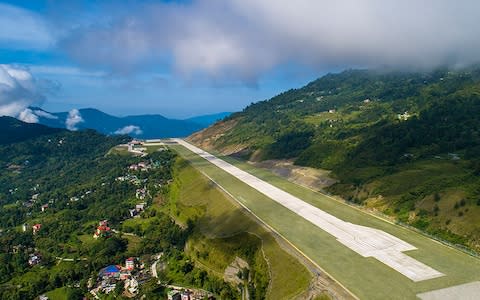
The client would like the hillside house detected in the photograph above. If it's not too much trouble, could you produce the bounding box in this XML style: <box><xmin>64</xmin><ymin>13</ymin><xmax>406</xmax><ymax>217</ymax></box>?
<box><xmin>181</xmin><ymin>291</ymin><xmax>193</xmax><ymax>300</ymax></box>
<box><xmin>129</xmin><ymin>209</ymin><xmax>138</xmax><ymax>218</ymax></box>
<box><xmin>28</xmin><ymin>253</ymin><xmax>41</xmax><ymax>266</ymax></box>
<box><xmin>125</xmin><ymin>277</ymin><xmax>139</xmax><ymax>295</ymax></box>
<box><xmin>32</xmin><ymin>224</ymin><xmax>42</xmax><ymax>235</ymax></box>
<box><xmin>135</xmin><ymin>203</ymin><xmax>145</xmax><ymax>212</ymax></box>
<box><xmin>126</xmin><ymin>257</ymin><xmax>135</xmax><ymax>271</ymax></box>
<box><xmin>168</xmin><ymin>291</ymin><xmax>181</xmax><ymax>300</ymax></box>
<box><xmin>99</xmin><ymin>265</ymin><xmax>121</xmax><ymax>279</ymax></box>
<box><xmin>135</xmin><ymin>188</ymin><xmax>147</xmax><ymax>200</ymax></box>
<box><xmin>93</xmin><ymin>220</ymin><xmax>112</xmax><ymax>239</ymax></box>
<box><xmin>397</xmin><ymin>111</ymin><xmax>411</xmax><ymax>121</ymax></box>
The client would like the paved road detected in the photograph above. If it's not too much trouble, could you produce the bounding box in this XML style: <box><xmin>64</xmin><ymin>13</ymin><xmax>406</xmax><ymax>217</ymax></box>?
<box><xmin>173</xmin><ymin>139</ymin><xmax>444</xmax><ymax>282</ymax></box>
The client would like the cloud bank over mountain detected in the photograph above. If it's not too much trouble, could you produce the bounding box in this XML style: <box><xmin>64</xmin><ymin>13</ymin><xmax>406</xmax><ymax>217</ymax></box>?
<box><xmin>0</xmin><ymin>64</ymin><xmax>47</xmax><ymax>122</ymax></box>
<box><xmin>114</xmin><ymin>125</ymin><xmax>143</xmax><ymax>136</ymax></box>
<box><xmin>51</xmin><ymin>0</ymin><xmax>480</xmax><ymax>82</ymax></box>
<box><xmin>2</xmin><ymin>1</ymin><xmax>480</xmax><ymax>117</ymax></box>
<box><xmin>65</xmin><ymin>109</ymin><xmax>84</xmax><ymax>130</ymax></box>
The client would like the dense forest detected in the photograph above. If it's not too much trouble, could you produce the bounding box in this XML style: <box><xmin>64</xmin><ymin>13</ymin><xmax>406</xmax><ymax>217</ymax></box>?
<box><xmin>189</xmin><ymin>67</ymin><xmax>480</xmax><ymax>252</ymax></box>
<box><xmin>0</xmin><ymin>126</ymin><xmax>238</xmax><ymax>299</ymax></box>
<box><xmin>0</xmin><ymin>116</ymin><xmax>63</xmax><ymax>145</ymax></box>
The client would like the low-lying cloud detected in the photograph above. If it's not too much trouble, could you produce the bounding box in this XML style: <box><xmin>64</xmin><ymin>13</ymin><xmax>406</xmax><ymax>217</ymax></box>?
<box><xmin>114</xmin><ymin>125</ymin><xmax>143</xmax><ymax>136</ymax></box>
<box><xmin>33</xmin><ymin>109</ymin><xmax>58</xmax><ymax>119</ymax></box>
<box><xmin>54</xmin><ymin>0</ymin><xmax>480</xmax><ymax>82</ymax></box>
<box><xmin>18</xmin><ymin>108</ymin><xmax>39</xmax><ymax>123</ymax></box>
<box><xmin>65</xmin><ymin>109</ymin><xmax>83</xmax><ymax>131</ymax></box>
<box><xmin>0</xmin><ymin>64</ymin><xmax>46</xmax><ymax>122</ymax></box>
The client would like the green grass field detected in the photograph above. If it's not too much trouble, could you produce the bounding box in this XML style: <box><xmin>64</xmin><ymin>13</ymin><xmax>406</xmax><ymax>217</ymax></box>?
<box><xmin>167</xmin><ymin>158</ymin><xmax>312</xmax><ymax>299</ymax></box>
<box><xmin>45</xmin><ymin>287</ymin><xmax>72</xmax><ymax>300</ymax></box>
<box><xmin>169</xmin><ymin>144</ymin><xmax>480</xmax><ymax>300</ymax></box>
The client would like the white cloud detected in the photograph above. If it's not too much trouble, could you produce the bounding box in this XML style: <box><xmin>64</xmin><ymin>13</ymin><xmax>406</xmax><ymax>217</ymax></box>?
<box><xmin>0</xmin><ymin>3</ymin><xmax>53</xmax><ymax>49</ymax></box>
<box><xmin>18</xmin><ymin>108</ymin><xmax>39</xmax><ymax>123</ymax></box>
<box><xmin>56</xmin><ymin>0</ymin><xmax>480</xmax><ymax>82</ymax></box>
<box><xmin>0</xmin><ymin>64</ymin><xmax>46</xmax><ymax>119</ymax></box>
<box><xmin>114</xmin><ymin>125</ymin><xmax>143</xmax><ymax>135</ymax></box>
<box><xmin>33</xmin><ymin>109</ymin><xmax>58</xmax><ymax>119</ymax></box>
<box><xmin>65</xmin><ymin>109</ymin><xmax>84</xmax><ymax>131</ymax></box>
<box><xmin>28</xmin><ymin>65</ymin><xmax>106</xmax><ymax>77</ymax></box>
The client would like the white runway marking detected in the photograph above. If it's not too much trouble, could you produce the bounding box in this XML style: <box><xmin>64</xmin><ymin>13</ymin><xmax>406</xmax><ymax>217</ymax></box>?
<box><xmin>417</xmin><ymin>281</ymin><xmax>480</xmax><ymax>299</ymax></box>
<box><xmin>174</xmin><ymin>139</ymin><xmax>444</xmax><ymax>282</ymax></box>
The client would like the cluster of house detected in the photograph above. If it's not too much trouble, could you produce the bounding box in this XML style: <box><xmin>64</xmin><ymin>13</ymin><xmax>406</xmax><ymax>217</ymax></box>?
<box><xmin>129</xmin><ymin>162</ymin><xmax>150</xmax><ymax>172</ymax></box>
<box><xmin>69</xmin><ymin>190</ymin><xmax>93</xmax><ymax>203</ymax></box>
<box><xmin>167</xmin><ymin>286</ymin><xmax>214</xmax><ymax>300</ymax></box>
<box><xmin>22</xmin><ymin>223</ymin><xmax>42</xmax><ymax>235</ymax></box>
<box><xmin>7</xmin><ymin>163</ymin><xmax>22</xmax><ymax>174</ymax></box>
<box><xmin>397</xmin><ymin>111</ymin><xmax>411</xmax><ymax>121</ymax></box>
<box><xmin>23</xmin><ymin>193</ymin><xmax>39</xmax><ymax>208</ymax></box>
<box><xmin>89</xmin><ymin>257</ymin><xmax>148</xmax><ymax>298</ymax></box>
<box><xmin>22</xmin><ymin>189</ymin><xmax>94</xmax><ymax>214</ymax></box>
<box><xmin>116</xmin><ymin>174</ymin><xmax>146</xmax><ymax>186</ymax></box>
<box><xmin>93</xmin><ymin>220</ymin><xmax>112</xmax><ymax>239</ymax></box>
<box><xmin>129</xmin><ymin>202</ymin><xmax>146</xmax><ymax>218</ymax></box>
<box><xmin>10</xmin><ymin>244</ymin><xmax>42</xmax><ymax>268</ymax></box>
<box><xmin>135</xmin><ymin>188</ymin><xmax>148</xmax><ymax>200</ymax></box>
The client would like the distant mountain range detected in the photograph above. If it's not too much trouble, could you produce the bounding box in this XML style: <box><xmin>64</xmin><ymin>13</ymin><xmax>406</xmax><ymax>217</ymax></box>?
<box><xmin>27</xmin><ymin>107</ymin><xmax>230</xmax><ymax>139</ymax></box>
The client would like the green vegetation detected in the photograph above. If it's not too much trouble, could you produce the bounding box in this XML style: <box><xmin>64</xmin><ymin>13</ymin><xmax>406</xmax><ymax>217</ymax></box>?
<box><xmin>191</xmin><ymin>67</ymin><xmax>480</xmax><ymax>251</ymax></box>
<box><xmin>164</xmin><ymin>158</ymin><xmax>311</xmax><ymax>299</ymax></box>
<box><xmin>171</xmin><ymin>143</ymin><xmax>480</xmax><ymax>300</ymax></box>
<box><xmin>45</xmin><ymin>287</ymin><xmax>83</xmax><ymax>300</ymax></box>
<box><xmin>0</xmin><ymin>116</ymin><xmax>63</xmax><ymax>145</ymax></box>
<box><xmin>0</xmin><ymin>122</ymin><xmax>296</xmax><ymax>298</ymax></box>
<box><xmin>0</xmin><ymin>128</ymin><xmax>191</xmax><ymax>299</ymax></box>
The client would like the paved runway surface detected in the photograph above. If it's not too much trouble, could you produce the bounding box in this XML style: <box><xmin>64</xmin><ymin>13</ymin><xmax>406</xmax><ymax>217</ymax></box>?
<box><xmin>174</xmin><ymin>139</ymin><xmax>444</xmax><ymax>282</ymax></box>
<box><xmin>417</xmin><ymin>281</ymin><xmax>480</xmax><ymax>300</ymax></box>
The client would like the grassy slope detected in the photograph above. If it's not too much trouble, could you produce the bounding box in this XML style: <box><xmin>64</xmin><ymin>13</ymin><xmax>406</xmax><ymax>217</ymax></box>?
<box><xmin>170</xmin><ymin>144</ymin><xmax>480</xmax><ymax>300</ymax></box>
<box><xmin>45</xmin><ymin>287</ymin><xmax>73</xmax><ymax>300</ymax></box>
<box><xmin>166</xmin><ymin>158</ymin><xmax>311</xmax><ymax>299</ymax></box>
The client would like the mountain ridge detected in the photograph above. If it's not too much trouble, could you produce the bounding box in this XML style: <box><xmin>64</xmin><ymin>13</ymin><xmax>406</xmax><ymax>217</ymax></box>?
<box><xmin>28</xmin><ymin>107</ymin><xmax>231</xmax><ymax>138</ymax></box>
<box><xmin>0</xmin><ymin>116</ymin><xmax>64</xmax><ymax>145</ymax></box>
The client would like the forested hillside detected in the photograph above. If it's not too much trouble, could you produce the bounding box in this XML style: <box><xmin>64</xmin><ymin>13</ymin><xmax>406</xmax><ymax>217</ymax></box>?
<box><xmin>0</xmin><ymin>116</ymin><xmax>63</xmax><ymax>145</ymax></box>
<box><xmin>1</xmin><ymin>122</ymin><xmax>282</xmax><ymax>299</ymax></box>
<box><xmin>189</xmin><ymin>67</ymin><xmax>480</xmax><ymax>252</ymax></box>
<box><xmin>0</xmin><ymin>126</ymin><xmax>222</xmax><ymax>299</ymax></box>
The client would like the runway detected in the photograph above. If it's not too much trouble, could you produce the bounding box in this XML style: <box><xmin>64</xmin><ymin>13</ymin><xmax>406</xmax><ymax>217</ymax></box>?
<box><xmin>173</xmin><ymin>139</ymin><xmax>444</xmax><ymax>282</ymax></box>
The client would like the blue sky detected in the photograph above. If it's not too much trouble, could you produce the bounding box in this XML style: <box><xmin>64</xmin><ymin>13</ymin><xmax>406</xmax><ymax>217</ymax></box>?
<box><xmin>0</xmin><ymin>0</ymin><xmax>322</xmax><ymax>118</ymax></box>
<box><xmin>1</xmin><ymin>0</ymin><xmax>479</xmax><ymax>119</ymax></box>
